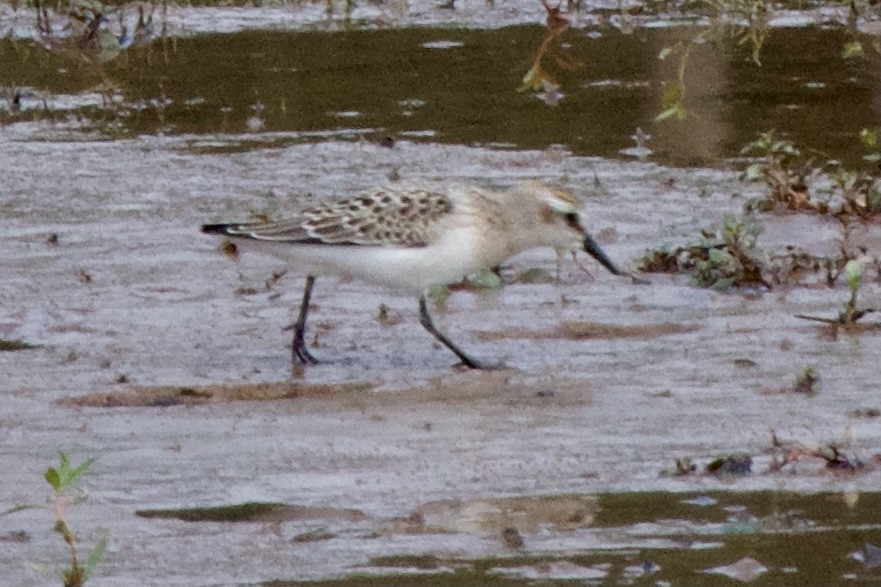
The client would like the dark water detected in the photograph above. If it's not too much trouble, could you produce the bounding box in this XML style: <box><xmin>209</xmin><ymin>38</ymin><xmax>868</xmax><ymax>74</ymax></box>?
<box><xmin>261</xmin><ymin>491</ymin><xmax>880</xmax><ymax>586</ymax></box>
<box><xmin>2</xmin><ymin>24</ymin><xmax>879</xmax><ymax>167</ymax></box>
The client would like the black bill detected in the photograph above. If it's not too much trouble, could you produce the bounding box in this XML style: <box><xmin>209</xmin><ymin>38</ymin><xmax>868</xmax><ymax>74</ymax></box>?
<box><xmin>584</xmin><ymin>235</ymin><xmax>622</xmax><ymax>276</ymax></box>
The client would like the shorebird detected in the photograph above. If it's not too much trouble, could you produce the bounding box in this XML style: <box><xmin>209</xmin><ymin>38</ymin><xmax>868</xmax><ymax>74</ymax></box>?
<box><xmin>202</xmin><ymin>181</ymin><xmax>621</xmax><ymax>369</ymax></box>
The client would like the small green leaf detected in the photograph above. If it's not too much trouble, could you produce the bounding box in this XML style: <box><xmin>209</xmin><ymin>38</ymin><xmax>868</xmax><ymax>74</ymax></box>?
<box><xmin>45</xmin><ymin>467</ymin><xmax>60</xmax><ymax>490</ymax></box>
<box><xmin>712</xmin><ymin>277</ymin><xmax>734</xmax><ymax>291</ymax></box>
<box><xmin>655</xmin><ymin>103</ymin><xmax>687</xmax><ymax>122</ymax></box>
<box><xmin>97</xmin><ymin>28</ymin><xmax>121</xmax><ymax>62</ymax></box>
<box><xmin>654</xmin><ymin>107</ymin><xmax>677</xmax><ymax>122</ymax></box>
<box><xmin>427</xmin><ymin>284</ymin><xmax>450</xmax><ymax>312</ymax></box>
<box><xmin>842</xmin><ymin>40</ymin><xmax>863</xmax><ymax>60</ymax></box>
<box><xmin>722</xmin><ymin>213</ymin><xmax>738</xmax><ymax>230</ymax></box>
<box><xmin>466</xmin><ymin>269</ymin><xmax>503</xmax><ymax>290</ymax></box>
<box><xmin>519</xmin><ymin>65</ymin><xmax>546</xmax><ymax>93</ymax></box>
<box><xmin>50</xmin><ymin>453</ymin><xmax>94</xmax><ymax>492</ymax></box>
<box><xmin>740</xmin><ymin>140</ymin><xmax>761</xmax><ymax>155</ymax></box>
<box><xmin>859</xmin><ymin>128</ymin><xmax>879</xmax><ymax>149</ymax></box>
<box><xmin>72</xmin><ymin>0</ymin><xmax>107</xmax><ymax>14</ymax></box>
<box><xmin>83</xmin><ymin>535</ymin><xmax>108</xmax><ymax>579</ymax></box>
<box><xmin>845</xmin><ymin>260</ymin><xmax>862</xmax><ymax>291</ymax></box>
<box><xmin>655</xmin><ymin>83</ymin><xmax>687</xmax><ymax>122</ymax></box>
<box><xmin>708</xmin><ymin>248</ymin><xmax>729</xmax><ymax>263</ymax></box>
<box><xmin>66</xmin><ymin>458</ymin><xmax>96</xmax><ymax>490</ymax></box>
<box><xmin>771</xmin><ymin>140</ymin><xmax>799</xmax><ymax>157</ymax></box>
<box><xmin>58</xmin><ymin>452</ymin><xmax>71</xmax><ymax>475</ymax></box>
<box><xmin>744</xmin><ymin>163</ymin><xmax>765</xmax><ymax>181</ymax></box>
<box><xmin>516</xmin><ymin>267</ymin><xmax>554</xmax><ymax>284</ymax></box>
<box><xmin>659</xmin><ymin>82</ymin><xmax>682</xmax><ymax>108</ymax></box>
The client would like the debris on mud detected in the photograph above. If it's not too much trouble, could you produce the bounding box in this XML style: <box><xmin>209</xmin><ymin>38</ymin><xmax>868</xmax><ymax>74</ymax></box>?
<box><xmin>706</xmin><ymin>454</ymin><xmax>753</xmax><ymax>477</ymax></box>
<box><xmin>703</xmin><ymin>555</ymin><xmax>768</xmax><ymax>583</ymax></box>
<box><xmin>851</xmin><ymin>543</ymin><xmax>881</xmax><ymax>570</ymax></box>
<box><xmin>0</xmin><ymin>339</ymin><xmax>39</xmax><ymax>351</ymax></box>
<box><xmin>501</xmin><ymin>527</ymin><xmax>525</xmax><ymax>550</ymax></box>
<box><xmin>513</xmin><ymin>267</ymin><xmax>556</xmax><ymax>284</ymax></box>
<box><xmin>136</xmin><ymin>502</ymin><xmax>365</xmax><ymax>523</ymax></box>
<box><xmin>768</xmin><ymin>430</ymin><xmax>880</xmax><ymax>473</ymax></box>
<box><xmin>475</xmin><ymin>321</ymin><xmax>698</xmax><ymax>342</ymax></box>
<box><xmin>669</xmin><ymin>431</ymin><xmax>881</xmax><ymax>478</ymax></box>
<box><xmin>0</xmin><ymin>530</ymin><xmax>30</xmax><ymax>543</ymax></box>
<box><xmin>490</xmin><ymin>560</ymin><xmax>608</xmax><ymax>581</ymax></box>
<box><xmin>763</xmin><ymin>365</ymin><xmax>824</xmax><ymax>397</ymax></box>
<box><xmin>445</xmin><ymin>267</ymin><xmax>504</xmax><ymax>293</ymax></box>
<box><xmin>849</xmin><ymin>408</ymin><xmax>881</xmax><ymax>418</ymax></box>
<box><xmin>733</xmin><ymin>358</ymin><xmax>758</xmax><ymax>368</ymax></box>
<box><xmin>661</xmin><ymin>455</ymin><xmax>753</xmax><ymax>478</ymax></box>
<box><xmin>791</xmin><ymin>366</ymin><xmax>821</xmax><ymax>396</ymax></box>
<box><xmin>383</xmin><ymin>496</ymin><xmax>598</xmax><ymax>536</ymax></box>
<box><xmin>56</xmin><ymin>381</ymin><xmax>373</xmax><ymax>408</ymax></box>
<box><xmin>670</xmin><ymin>458</ymin><xmax>697</xmax><ymax>476</ymax></box>
<box><xmin>291</xmin><ymin>529</ymin><xmax>336</xmax><ymax>543</ymax></box>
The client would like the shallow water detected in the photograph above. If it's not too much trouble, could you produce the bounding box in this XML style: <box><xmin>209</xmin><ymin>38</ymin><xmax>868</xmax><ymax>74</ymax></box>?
<box><xmin>272</xmin><ymin>490</ymin><xmax>881</xmax><ymax>586</ymax></box>
<box><xmin>2</xmin><ymin>24</ymin><xmax>879</xmax><ymax>166</ymax></box>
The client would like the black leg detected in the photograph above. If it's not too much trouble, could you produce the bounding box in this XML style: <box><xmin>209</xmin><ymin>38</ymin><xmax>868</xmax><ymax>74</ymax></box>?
<box><xmin>292</xmin><ymin>275</ymin><xmax>320</xmax><ymax>365</ymax></box>
<box><xmin>418</xmin><ymin>296</ymin><xmax>482</xmax><ymax>369</ymax></box>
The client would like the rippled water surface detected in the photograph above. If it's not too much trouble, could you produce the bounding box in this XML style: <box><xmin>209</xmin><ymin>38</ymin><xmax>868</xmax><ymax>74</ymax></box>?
<box><xmin>2</xmin><ymin>23</ymin><xmax>879</xmax><ymax>165</ymax></box>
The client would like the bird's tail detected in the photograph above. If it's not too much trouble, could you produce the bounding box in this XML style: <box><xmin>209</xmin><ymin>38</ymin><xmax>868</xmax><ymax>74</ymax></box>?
<box><xmin>201</xmin><ymin>223</ymin><xmax>237</xmax><ymax>236</ymax></box>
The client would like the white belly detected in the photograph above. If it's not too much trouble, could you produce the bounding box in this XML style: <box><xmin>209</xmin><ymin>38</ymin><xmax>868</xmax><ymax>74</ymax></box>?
<box><xmin>227</xmin><ymin>225</ymin><xmax>500</xmax><ymax>294</ymax></box>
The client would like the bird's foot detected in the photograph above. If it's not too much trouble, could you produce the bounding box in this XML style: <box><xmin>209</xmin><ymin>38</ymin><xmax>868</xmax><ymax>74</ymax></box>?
<box><xmin>453</xmin><ymin>357</ymin><xmax>507</xmax><ymax>371</ymax></box>
<box><xmin>293</xmin><ymin>345</ymin><xmax>320</xmax><ymax>365</ymax></box>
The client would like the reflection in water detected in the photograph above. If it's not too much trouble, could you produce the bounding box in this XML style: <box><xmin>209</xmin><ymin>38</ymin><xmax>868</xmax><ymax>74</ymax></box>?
<box><xmin>263</xmin><ymin>491</ymin><xmax>881</xmax><ymax>586</ymax></box>
<box><xmin>33</xmin><ymin>0</ymin><xmax>157</xmax><ymax>63</ymax></box>
<box><xmin>0</xmin><ymin>24</ymin><xmax>878</xmax><ymax>167</ymax></box>
<box><xmin>518</xmin><ymin>0</ymin><xmax>576</xmax><ymax>106</ymax></box>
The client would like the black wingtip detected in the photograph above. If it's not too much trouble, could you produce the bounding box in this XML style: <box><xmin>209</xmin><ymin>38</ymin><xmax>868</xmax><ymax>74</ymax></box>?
<box><xmin>201</xmin><ymin>223</ymin><xmax>233</xmax><ymax>235</ymax></box>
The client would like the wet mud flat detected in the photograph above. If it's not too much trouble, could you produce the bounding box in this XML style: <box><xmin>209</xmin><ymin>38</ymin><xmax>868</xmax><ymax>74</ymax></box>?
<box><xmin>1</xmin><ymin>133</ymin><xmax>880</xmax><ymax>585</ymax></box>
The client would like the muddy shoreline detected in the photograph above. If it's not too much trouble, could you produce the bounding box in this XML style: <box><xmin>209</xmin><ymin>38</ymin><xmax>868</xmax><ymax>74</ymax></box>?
<box><xmin>1</xmin><ymin>135</ymin><xmax>879</xmax><ymax>584</ymax></box>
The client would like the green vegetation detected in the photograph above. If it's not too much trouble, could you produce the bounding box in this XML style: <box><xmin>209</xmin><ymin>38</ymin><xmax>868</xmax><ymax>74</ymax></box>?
<box><xmin>654</xmin><ymin>0</ymin><xmax>879</xmax><ymax>122</ymax></box>
<box><xmin>741</xmin><ymin>130</ymin><xmax>881</xmax><ymax>217</ymax></box>
<box><xmin>639</xmin><ymin>214</ymin><xmax>771</xmax><ymax>290</ymax></box>
<box><xmin>641</xmin><ymin>127</ymin><xmax>880</xmax><ymax>315</ymax></box>
<box><xmin>45</xmin><ymin>453</ymin><xmax>107</xmax><ymax>587</ymax></box>
<box><xmin>740</xmin><ymin>131</ymin><xmax>815</xmax><ymax>213</ymax></box>
<box><xmin>797</xmin><ymin>259</ymin><xmax>878</xmax><ymax>326</ymax></box>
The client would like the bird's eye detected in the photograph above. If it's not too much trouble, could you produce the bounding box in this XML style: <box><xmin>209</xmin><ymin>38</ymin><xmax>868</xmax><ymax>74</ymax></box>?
<box><xmin>563</xmin><ymin>212</ymin><xmax>581</xmax><ymax>229</ymax></box>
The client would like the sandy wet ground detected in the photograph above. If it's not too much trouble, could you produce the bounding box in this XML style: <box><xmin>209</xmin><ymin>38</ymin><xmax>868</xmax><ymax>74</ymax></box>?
<box><xmin>0</xmin><ymin>129</ymin><xmax>879</xmax><ymax>584</ymax></box>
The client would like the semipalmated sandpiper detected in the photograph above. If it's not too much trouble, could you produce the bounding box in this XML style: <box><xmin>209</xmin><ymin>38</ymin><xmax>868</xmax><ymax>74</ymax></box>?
<box><xmin>202</xmin><ymin>181</ymin><xmax>621</xmax><ymax>369</ymax></box>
